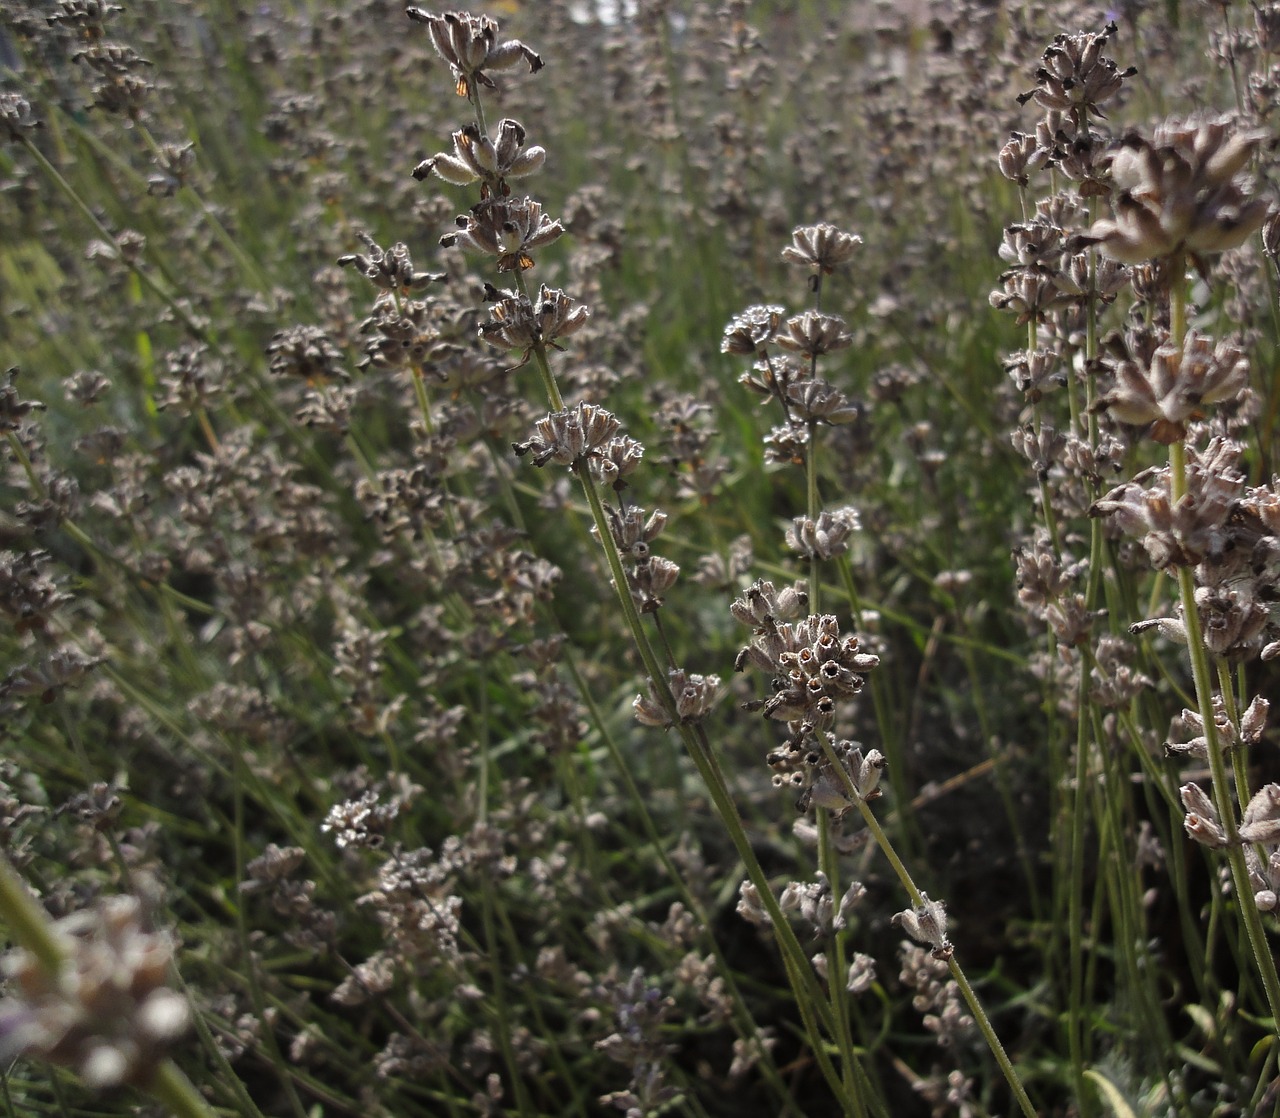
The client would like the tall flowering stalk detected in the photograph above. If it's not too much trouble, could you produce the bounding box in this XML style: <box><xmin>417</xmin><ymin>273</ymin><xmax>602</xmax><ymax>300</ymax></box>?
<box><xmin>996</xmin><ymin>17</ymin><xmax>1280</xmax><ymax>1107</ymax></box>
<box><xmin>403</xmin><ymin>7</ymin><xmax>865</xmax><ymax>1111</ymax></box>
<box><xmin>723</xmin><ymin>229</ymin><xmax>1035</xmax><ymax>1115</ymax></box>
<box><xmin>394</xmin><ymin>7</ymin><xmax>1041</xmax><ymax>1115</ymax></box>
<box><xmin>1086</xmin><ymin>116</ymin><xmax>1280</xmax><ymax>1024</ymax></box>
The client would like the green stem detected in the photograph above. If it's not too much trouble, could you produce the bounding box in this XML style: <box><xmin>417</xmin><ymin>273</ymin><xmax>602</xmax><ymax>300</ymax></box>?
<box><xmin>520</xmin><ymin>297</ymin><xmax>863</xmax><ymax>1110</ymax></box>
<box><xmin>806</xmin><ymin>418</ymin><xmax>821</xmax><ymax>614</ymax></box>
<box><xmin>0</xmin><ymin>854</ymin><xmax>65</xmax><ymax>976</ymax></box>
<box><xmin>817</xmin><ymin>739</ymin><xmax>1037</xmax><ymax>1118</ymax></box>
<box><xmin>147</xmin><ymin>1060</ymin><xmax>222</xmax><ymax>1118</ymax></box>
<box><xmin>817</xmin><ymin>812</ymin><xmax>858</xmax><ymax>1104</ymax></box>
<box><xmin>1175</xmin><ymin>559</ymin><xmax>1280</xmax><ymax>1026</ymax></box>
<box><xmin>20</xmin><ymin>137</ymin><xmax>218</xmax><ymax>349</ymax></box>
<box><xmin>1168</xmin><ymin>260</ymin><xmax>1280</xmax><ymax>1028</ymax></box>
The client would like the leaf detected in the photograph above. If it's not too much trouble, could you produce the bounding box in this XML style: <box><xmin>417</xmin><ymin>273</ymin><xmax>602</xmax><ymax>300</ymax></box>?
<box><xmin>1083</xmin><ymin>1069</ymin><xmax>1139</xmax><ymax>1118</ymax></box>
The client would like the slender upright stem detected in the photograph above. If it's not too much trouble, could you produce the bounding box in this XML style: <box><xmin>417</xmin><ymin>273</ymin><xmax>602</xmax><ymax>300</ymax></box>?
<box><xmin>1167</xmin><ymin>259</ymin><xmax>1280</xmax><ymax>1028</ymax></box>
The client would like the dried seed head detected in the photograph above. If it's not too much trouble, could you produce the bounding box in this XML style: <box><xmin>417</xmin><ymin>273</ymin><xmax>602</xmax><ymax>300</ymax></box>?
<box><xmin>785</xmin><ymin>506</ymin><xmax>861</xmax><ymax>560</ymax></box>
<box><xmin>774</xmin><ymin>311</ymin><xmax>852</xmax><ymax>358</ymax></box>
<box><xmin>1086</xmin><ymin>116</ymin><xmax>1269</xmax><ymax>264</ymax></box>
<box><xmin>1017</xmin><ymin>22</ymin><xmax>1135</xmax><ymax>117</ymax></box>
<box><xmin>1256</xmin><ymin>4</ymin><xmax>1280</xmax><ymax>52</ymax></box>
<box><xmin>721</xmin><ymin>305</ymin><xmax>785</xmax><ymax>356</ymax></box>
<box><xmin>738</xmin><ymin>614</ymin><xmax>879</xmax><ymax>728</ymax></box>
<box><xmin>0</xmin><ymin>368</ymin><xmax>46</xmax><ymax>432</ymax></box>
<box><xmin>0</xmin><ymin>896</ymin><xmax>189</xmax><ymax>1088</ymax></box>
<box><xmin>0</xmin><ymin>93</ymin><xmax>40</xmax><ymax>144</ymax></box>
<box><xmin>1093</xmin><ymin>328</ymin><xmax>1249</xmax><ymax>443</ymax></box>
<box><xmin>736</xmin><ymin>881</ymin><xmax>771</xmax><ymax>926</ymax></box>
<box><xmin>73</xmin><ymin>42</ymin><xmax>153</xmax><ymax>116</ymax></box>
<box><xmin>1242</xmin><ymin>696</ymin><xmax>1270</xmax><ymax>744</ymax></box>
<box><xmin>601</xmin><ymin>505</ymin><xmax>667</xmax><ymax>557</ymax></box>
<box><xmin>846</xmin><ymin>953</ymin><xmax>876</xmax><ymax>994</ymax></box>
<box><xmin>784</xmin><ymin>378</ymin><xmax>859</xmax><ymax>425</ymax></box>
<box><xmin>513</xmin><ymin>402</ymin><xmax>621</xmax><ymax>469</ymax></box>
<box><xmin>997</xmin><ymin>131</ymin><xmax>1048</xmax><ymax>186</ymax></box>
<box><xmin>1240</xmin><ymin>784</ymin><xmax>1280</xmax><ymax>844</ymax></box>
<box><xmin>479</xmin><ymin>283</ymin><xmax>589</xmax><ymax>357</ymax></box>
<box><xmin>590</xmin><ymin>435</ymin><xmax>645</xmax><ymax>488</ymax></box>
<box><xmin>1093</xmin><ymin>438</ymin><xmax>1245</xmax><ymax>568</ymax></box>
<box><xmin>0</xmin><ymin>550</ymin><xmax>70</xmax><ymax>635</ymax></box>
<box><xmin>729</xmin><ymin>578</ymin><xmax>808</xmax><ymax>631</ymax></box>
<box><xmin>1005</xmin><ymin>348</ymin><xmax>1066</xmax><ymax>402</ymax></box>
<box><xmin>989</xmin><ymin>266</ymin><xmax>1074</xmax><ymax>325</ymax></box>
<box><xmin>338</xmin><ymin>233</ymin><xmax>444</xmax><ymax>293</ymax></box>
<box><xmin>625</xmin><ymin>555</ymin><xmax>680</xmax><ymax>612</ymax></box>
<box><xmin>266</xmin><ymin>324</ymin><xmax>347</xmax><ymax>384</ymax></box>
<box><xmin>441</xmin><ymin>196</ymin><xmax>564</xmax><ymax>272</ymax></box>
<box><xmin>633</xmin><ymin>669</ymin><xmax>723</xmax><ymax>727</ymax></box>
<box><xmin>780</xmin><ymin>223</ymin><xmax>862</xmax><ymax>276</ymax></box>
<box><xmin>1</xmin><ymin>645</ymin><xmax>100</xmax><ymax>703</ymax></box>
<box><xmin>48</xmin><ymin>0</ymin><xmax>123</xmax><ymax>39</ymax></box>
<box><xmin>415</xmin><ymin>119</ymin><xmax>546</xmax><ymax>197</ymax></box>
<box><xmin>406</xmin><ymin>8</ymin><xmax>543</xmax><ymax>98</ymax></box>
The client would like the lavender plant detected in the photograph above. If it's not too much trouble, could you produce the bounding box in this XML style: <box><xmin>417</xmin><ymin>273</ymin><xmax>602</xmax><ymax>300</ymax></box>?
<box><xmin>6</xmin><ymin>2</ymin><xmax>1280</xmax><ymax>1116</ymax></box>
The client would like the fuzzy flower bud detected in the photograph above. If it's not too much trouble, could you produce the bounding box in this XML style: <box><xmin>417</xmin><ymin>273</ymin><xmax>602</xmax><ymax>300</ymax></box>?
<box><xmin>892</xmin><ymin>894</ymin><xmax>952</xmax><ymax>960</ymax></box>
<box><xmin>1181</xmin><ymin>783</ymin><xmax>1229</xmax><ymax>847</ymax></box>
<box><xmin>1240</xmin><ymin>784</ymin><xmax>1280</xmax><ymax>845</ymax></box>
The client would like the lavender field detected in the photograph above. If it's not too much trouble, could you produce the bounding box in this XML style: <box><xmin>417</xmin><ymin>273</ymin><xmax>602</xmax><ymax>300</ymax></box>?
<box><xmin>3</xmin><ymin>2</ymin><xmax>1280</xmax><ymax>1115</ymax></box>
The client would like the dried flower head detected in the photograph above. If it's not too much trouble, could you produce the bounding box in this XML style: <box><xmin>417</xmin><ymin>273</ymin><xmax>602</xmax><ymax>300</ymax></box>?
<box><xmin>47</xmin><ymin>0</ymin><xmax>123</xmax><ymax>39</ymax></box>
<box><xmin>1091</xmin><ymin>438</ymin><xmax>1245</xmax><ymax>568</ymax></box>
<box><xmin>1086</xmin><ymin>115</ymin><xmax>1269</xmax><ymax>264</ymax></box>
<box><xmin>781</xmin><ymin>223</ymin><xmax>862</xmax><ymax>280</ymax></box>
<box><xmin>338</xmin><ymin>232</ymin><xmax>445</xmax><ymax>294</ymax></box>
<box><xmin>407</xmin><ymin>8</ymin><xmax>543</xmax><ymax>98</ymax></box>
<box><xmin>997</xmin><ymin>131</ymin><xmax>1049</xmax><ymax>187</ymax></box>
<box><xmin>721</xmin><ymin>305</ymin><xmax>784</xmax><ymax>356</ymax></box>
<box><xmin>266</xmin><ymin>324</ymin><xmax>347</xmax><ymax>384</ymax></box>
<box><xmin>774</xmin><ymin>311</ymin><xmax>853</xmax><ymax>358</ymax></box>
<box><xmin>0</xmin><ymin>94</ymin><xmax>40</xmax><ymax>144</ymax></box>
<box><xmin>1017</xmin><ymin>22</ymin><xmax>1135</xmax><ymax>118</ymax></box>
<box><xmin>786</xmin><ymin>507</ymin><xmax>861</xmax><ymax>560</ymax></box>
<box><xmin>415</xmin><ymin>119</ymin><xmax>546</xmax><ymax>198</ymax></box>
<box><xmin>513</xmin><ymin>403</ymin><xmax>621</xmax><ymax>469</ymax></box>
<box><xmin>442</xmin><ymin>197</ymin><xmax>564</xmax><ymax>272</ymax></box>
<box><xmin>633</xmin><ymin>669</ymin><xmax>723</xmax><ymax>727</ymax></box>
<box><xmin>795</xmin><ymin>741</ymin><xmax>885</xmax><ymax>812</ymax></box>
<box><xmin>738</xmin><ymin>613</ymin><xmax>880</xmax><ymax>730</ymax></box>
<box><xmin>479</xmin><ymin>283</ymin><xmax>589</xmax><ymax>360</ymax></box>
<box><xmin>0</xmin><ymin>368</ymin><xmax>46</xmax><ymax>432</ymax></box>
<box><xmin>0</xmin><ymin>896</ymin><xmax>189</xmax><ymax>1088</ymax></box>
<box><xmin>1093</xmin><ymin>328</ymin><xmax>1249</xmax><ymax>443</ymax></box>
